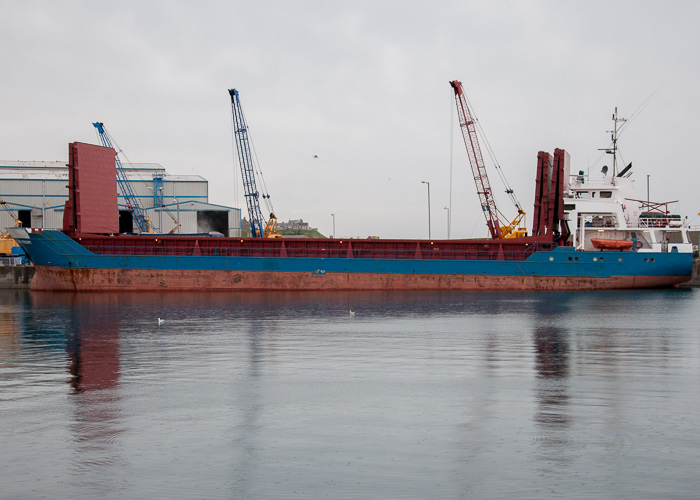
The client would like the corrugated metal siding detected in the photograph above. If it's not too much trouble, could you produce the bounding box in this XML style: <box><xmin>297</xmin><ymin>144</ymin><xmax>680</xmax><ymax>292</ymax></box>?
<box><xmin>1</xmin><ymin>179</ymin><xmax>68</xmax><ymax>198</ymax></box>
<box><xmin>177</xmin><ymin>212</ymin><xmax>197</xmax><ymax>233</ymax></box>
<box><xmin>0</xmin><ymin>180</ymin><xmax>69</xmax><ymax>215</ymax></box>
<box><xmin>0</xmin><ymin>213</ymin><xmax>16</xmax><ymax>230</ymax></box>
<box><xmin>228</xmin><ymin>209</ymin><xmax>242</xmax><ymax>237</ymax></box>
<box><xmin>123</xmin><ymin>180</ymin><xmax>207</xmax><ymax>205</ymax></box>
<box><xmin>44</xmin><ymin>210</ymin><xmax>64</xmax><ymax>229</ymax></box>
<box><xmin>172</xmin><ymin>180</ymin><xmax>207</xmax><ymax>199</ymax></box>
<box><xmin>0</xmin><ymin>164</ymin><xmax>237</xmax><ymax>233</ymax></box>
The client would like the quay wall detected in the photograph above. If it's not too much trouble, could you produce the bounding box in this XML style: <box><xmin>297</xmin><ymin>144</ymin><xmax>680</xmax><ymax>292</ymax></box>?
<box><xmin>0</xmin><ymin>266</ymin><xmax>35</xmax><ymax>289</ymax></box>
<box><xmin>681</xmin><ymin>258</ymin><xmax>700</xmax><ymax>288</ymax></box>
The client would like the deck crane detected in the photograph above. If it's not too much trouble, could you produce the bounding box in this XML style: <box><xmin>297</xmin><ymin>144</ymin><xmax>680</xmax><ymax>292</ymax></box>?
<box><xmin>449</xmin><ymin>80</ymin><xmax>526</xmax><ymax>239</ymax></box>
<box><xmin>228</xmin><ymin>88</ymin><xmax>281</xmax><ymax>238</ymax></box>
<box><xmin>0</xmin><ymin>199</ymin><xmax>22</xmax><ymax>228</ymax></box>
<box><xmin>92</xmin><ymin>122</ymin><xmax>153</xmax><ymax>234</ymax></box>
<box><xmin>0</xmin><ymin>199</ymin><xmax>22</xmax><ymax>255</ymax></box>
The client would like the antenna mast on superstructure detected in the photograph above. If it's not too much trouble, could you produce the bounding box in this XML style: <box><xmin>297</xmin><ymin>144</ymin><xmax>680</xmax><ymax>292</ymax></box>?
<box><xmin>599</xmin><ymin>107</ymin><xmax>627</xmax><ymax>176</ymax></box>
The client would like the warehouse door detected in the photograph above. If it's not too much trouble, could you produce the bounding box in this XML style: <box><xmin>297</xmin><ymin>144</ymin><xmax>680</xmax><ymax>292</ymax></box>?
<box><xmin>17</xmin><ymin>210</ymin><xmax>31</xmax><ymax>228</ymax></box>
<box><xmin>119</xmin><ymin>210</ymin><xmax>133</xmax><ymax>234</ymax></box>
<box><xmin>197</xmin><ymin>211</ymin><xmax>228</xmax><ymax>236</ymax></box>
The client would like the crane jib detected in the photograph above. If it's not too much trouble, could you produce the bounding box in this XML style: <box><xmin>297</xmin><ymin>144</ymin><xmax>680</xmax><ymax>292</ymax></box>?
<box><xmin>92</xmin><ymin>122</ymin><xmax>152</xmax><ymax>234</ymax></box>
<box><xmin>449</xmin><ymin>80</ymin><xmax>503</xmax><ymax>239</ymax></box>
<box><xmin>229</xmin><ymin>88</ymin><xmax>268</xmax><ymax>238</ymax></box>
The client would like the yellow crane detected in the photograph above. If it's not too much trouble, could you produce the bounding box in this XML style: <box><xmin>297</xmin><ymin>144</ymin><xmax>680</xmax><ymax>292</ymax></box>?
<box><xmin>263</xmin><ymin>213</ymin><xmax>283</xmax><ymax>238</ymax></box>
<box><xmin>0</xmin><ymin>200</ymin><xmax>22</xmax><ymax>255</ymax></box>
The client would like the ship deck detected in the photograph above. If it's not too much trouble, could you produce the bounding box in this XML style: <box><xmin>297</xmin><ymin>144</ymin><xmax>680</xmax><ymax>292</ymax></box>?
<box><xmin>74</xmin><ymin>233</ymin><xmax>557</xmax><ymax>262</ymax></box>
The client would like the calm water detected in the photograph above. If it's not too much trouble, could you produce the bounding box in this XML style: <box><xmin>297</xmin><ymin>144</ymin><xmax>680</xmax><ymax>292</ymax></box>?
<box><xmin>1</xmin><ymin>288</ymin><xmax>699</xmax><ymax>499</ymax></box>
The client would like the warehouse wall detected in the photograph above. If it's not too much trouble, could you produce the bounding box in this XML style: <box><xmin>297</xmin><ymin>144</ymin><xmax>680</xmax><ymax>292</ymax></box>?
<box><xmin>0</xmin><ymin>163</ymin><xmax>240</xmax><ymax>235</ymax></box>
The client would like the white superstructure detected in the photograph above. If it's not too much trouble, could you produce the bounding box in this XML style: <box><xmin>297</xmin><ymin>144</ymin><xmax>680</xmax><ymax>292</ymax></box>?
<box><xmin>562</xmin><ymin>110</ymin><xmax>693</xmax><ymax>254</ymax></box>
<box><xmin>564</xmin><ymin>171</ymin><xmax>692</xmax><ymax>253</ymax></box>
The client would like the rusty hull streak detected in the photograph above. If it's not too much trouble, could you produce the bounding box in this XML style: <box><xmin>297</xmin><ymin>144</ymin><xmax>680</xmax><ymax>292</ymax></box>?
<box><xmin>30</xmin><ymin>266</ymin><xmax>684</xmax><ymax>292</ymax></box>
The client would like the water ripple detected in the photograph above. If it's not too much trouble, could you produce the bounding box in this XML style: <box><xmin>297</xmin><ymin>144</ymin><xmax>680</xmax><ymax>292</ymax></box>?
<box><xmin>1</xmin><ymin>289</ymin><xmax>699</xmax><ymax>499</ymax></box>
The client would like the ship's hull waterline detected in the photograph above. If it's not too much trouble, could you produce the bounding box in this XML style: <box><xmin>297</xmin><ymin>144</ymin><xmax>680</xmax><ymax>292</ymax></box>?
<box><xmin>30</xmin><ymin>265</ymin><xmax>690</xmax><ymax>292</ymax></box>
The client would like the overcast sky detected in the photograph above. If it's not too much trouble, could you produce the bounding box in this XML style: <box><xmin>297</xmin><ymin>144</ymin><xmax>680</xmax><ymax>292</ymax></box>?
<box><xmin>2</xmin><ymin>0</ymin><xmax>699</xmax><ymax>238</ymax></box>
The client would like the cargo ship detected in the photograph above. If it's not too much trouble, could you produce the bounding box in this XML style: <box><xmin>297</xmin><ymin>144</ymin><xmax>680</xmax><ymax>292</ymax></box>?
<box><xmin>7</xmin><ymin>133</ymin><xmax>693</xmax><ymax>292</ymax></box>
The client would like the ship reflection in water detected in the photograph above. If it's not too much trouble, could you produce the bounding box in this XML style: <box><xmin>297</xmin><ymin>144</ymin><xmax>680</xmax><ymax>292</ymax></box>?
<box><xmin>33</xmin><ymin>293</ymin><xmax>125</xmax><ymax>494</ymax></box>
<box><xmin>532</xmin><ymin>297</ymin><xmax>572</xmax><ymax>465</ymax></box>
<box><xmin>1</xmin><ymin>289</ymin><xmax>699</xmax><ymax>499</ymax></box>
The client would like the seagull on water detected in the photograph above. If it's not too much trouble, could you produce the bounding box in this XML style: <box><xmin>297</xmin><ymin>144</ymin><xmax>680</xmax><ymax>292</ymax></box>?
<box><xmin>158</xmin><ymin>318</ymin><xmax>165</xmax><ymax>325</ymax></box>
<box><xmin>349</xmin><ymin>310</ymin><xmax>356</xmax><ymax>316</ymax></box>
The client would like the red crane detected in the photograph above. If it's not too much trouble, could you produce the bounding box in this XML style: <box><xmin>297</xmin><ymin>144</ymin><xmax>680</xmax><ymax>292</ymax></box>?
<box><xmin>450</xmin><ymin>80</ymin><xmax>503</xmax><ymax>239</ymax></box>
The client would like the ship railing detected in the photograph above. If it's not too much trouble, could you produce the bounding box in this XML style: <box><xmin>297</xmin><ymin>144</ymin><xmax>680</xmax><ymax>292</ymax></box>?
<box><xmin>638</xmin><ymin>218</ymin><xmax>660</xmax><ymax>228</ymax></box>
<box><xmin>80</xmin><ymin>239</ymin><xmax>557</xmax><ymax>261</ymax></box>
<box><xmin>583</xmin><ymin>216</ymin><xmax>618</xmax><ymax>228</ymax></box>
<box><xmin>637</xmin><ymin>213</ymin><xmax>682</xmax><ymax>228</ymax></box>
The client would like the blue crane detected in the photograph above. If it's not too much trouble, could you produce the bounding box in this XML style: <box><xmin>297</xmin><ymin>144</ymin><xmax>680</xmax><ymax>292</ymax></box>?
<box><xmin>93</xmin><ymin>122</ymin><xmax>153</xmax><ymax>234</ymax></box>
<box><xmin>228</xmin><ymin>89</ymin><xmax>280</xmax><ymax>238</ymax></box>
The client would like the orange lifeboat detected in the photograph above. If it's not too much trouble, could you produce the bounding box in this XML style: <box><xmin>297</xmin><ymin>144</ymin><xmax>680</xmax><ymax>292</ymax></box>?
<box><xmin>590</xmin><ymin>238</ymin><xmax>635</xmax><ymax>251</ymax></box>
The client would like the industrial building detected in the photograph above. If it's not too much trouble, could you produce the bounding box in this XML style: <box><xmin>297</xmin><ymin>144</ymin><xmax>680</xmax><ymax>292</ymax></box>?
<box><xmin>0</xmin><ymin>161</ymin><xmax>241</xmax><ymax>236</ymax></box>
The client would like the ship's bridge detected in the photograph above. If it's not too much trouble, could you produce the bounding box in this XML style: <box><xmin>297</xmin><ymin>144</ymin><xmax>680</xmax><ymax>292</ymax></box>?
<box><xmin>567</xmin><ymin>173</ymin><xmax>634</xmax><ymax>205</ymax></box>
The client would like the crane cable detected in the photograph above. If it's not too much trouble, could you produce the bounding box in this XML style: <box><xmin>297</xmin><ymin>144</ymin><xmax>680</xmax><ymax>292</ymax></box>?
<box><xmin>238</xmin><ymin>105</ymin><xmax>275</xmax><ymax>217</ymax></box>
<box><xmin>616</xmin><ymin>86</ymin><xmax>660</xmax><ymax>139</ymax></box>
<box><xmin>94</xmin><ymin>127</ymin><xmax>134</xmax><ymax>166</ymax></box>
<box><xmin>463</xmin><ymin>93</ymin><xmax>523</xmax><ymax>221</ymax></box>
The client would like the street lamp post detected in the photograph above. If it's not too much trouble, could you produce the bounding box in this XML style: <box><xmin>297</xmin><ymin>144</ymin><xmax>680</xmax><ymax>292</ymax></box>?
<box><xmin>444</xmin><ymin>206</ymin><xmax>450</xmax><ymax>239</ymax></box>
<box><xmin>421</xmin><ymin>181</ymin><xmax>431</xmax><ymax>239</ymax></box>
<box><xmin>331</xmin><ymin>213</ymin><xmax>336</xmax><ymax>238</ymax></box>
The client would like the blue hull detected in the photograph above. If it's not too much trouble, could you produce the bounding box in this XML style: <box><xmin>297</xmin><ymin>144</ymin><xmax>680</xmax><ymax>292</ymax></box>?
<box><xmin>10</xmin><ymin>229</ymin><xmax>693</xmax><ymax>291</ymax></box>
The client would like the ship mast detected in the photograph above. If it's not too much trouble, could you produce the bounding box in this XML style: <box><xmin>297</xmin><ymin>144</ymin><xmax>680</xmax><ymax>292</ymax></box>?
<box><xmin>599</xmin><ymin>107</ymin><xmax>627</xmax><ymax>176</ymax></box>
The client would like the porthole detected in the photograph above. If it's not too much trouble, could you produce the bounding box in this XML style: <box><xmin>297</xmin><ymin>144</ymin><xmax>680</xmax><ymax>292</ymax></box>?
<box><xmin>650</xmin><ymin>257</ymin><xmax>655</xmax><ymax>263</ymax></box>
<box><xmin>618</xmin><ymin>257</ymin><xmax>623</xmax><ymax>262</ymax></box>
<box><xmin>593</xmin><ymin>257</ymin><xmax>598</xmax><ymax>262</ymax></box>
<box><xmin>644</xmin><ymin>258</ymin><xmax>649</xmax><ymax>263</ymax></box>
<box><xmin>574</xmin><ymin>257</ymin><xmax>579</xmax><ymax>261</ymax></box>
<box><xmin>599</xmin><ymin>257</ymin><xmax>604</xmax><ymax>262</ymax></box>
<box><xmin>549</xmin><ymin>256</ymin><xmax>554</xmax><ymax>261</ymax></box>
<box><xmin>568</xmin><ymin>256</ymin><xmax>573</xmax><ymax>261</ymax></box>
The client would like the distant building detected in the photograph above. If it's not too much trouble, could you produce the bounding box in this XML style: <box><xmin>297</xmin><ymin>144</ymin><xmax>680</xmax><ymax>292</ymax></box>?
<box><xmin>0</xmin><ymin>161</ymin><xmax>242</xmax><ymax>236</ymax></box>
<box><xmin>278</xmin><ymin>219</ymin><xmax>316</xmax><ymax>231</ymax></box>
<box><xmin>241</xmin><ymin>218</ymin><xmax>319</xmax><ymax>237</ymax></box>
